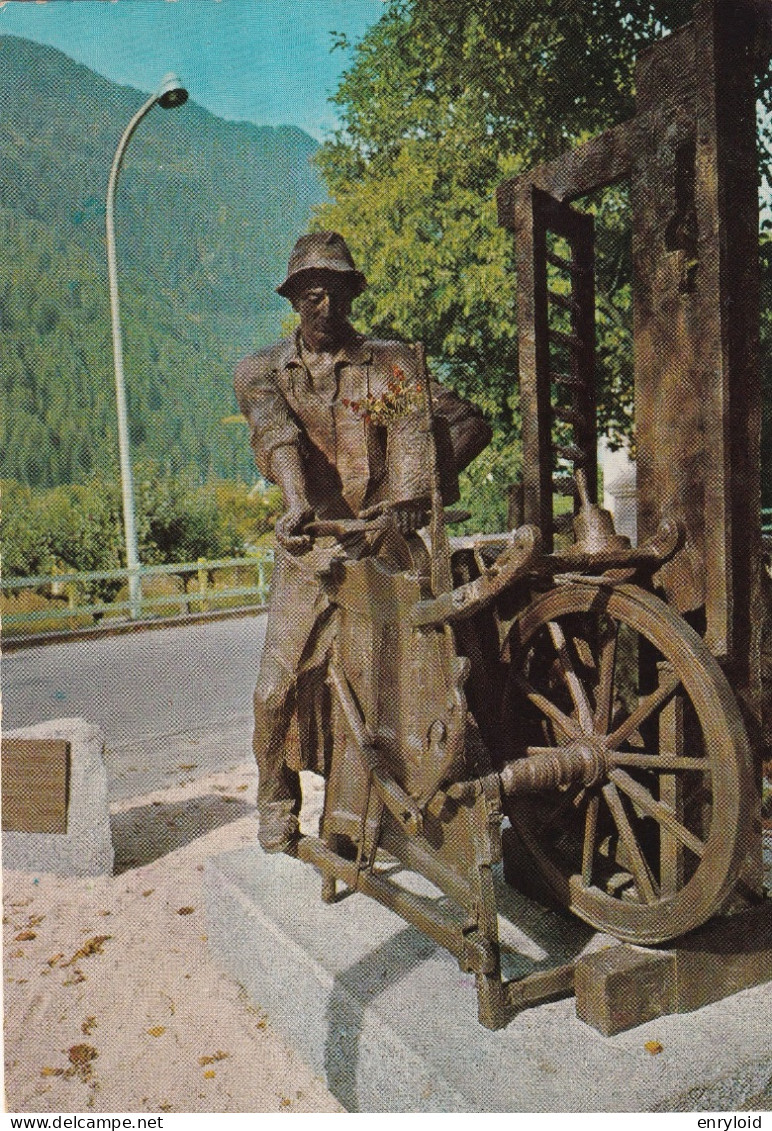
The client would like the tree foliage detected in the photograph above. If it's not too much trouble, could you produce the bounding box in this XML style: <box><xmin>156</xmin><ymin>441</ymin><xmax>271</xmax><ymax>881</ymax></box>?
<box><xmin>0</xmin><ymin>35</ymin><xmax>324</xmax><ymax>352</ymax></box>
<box><xmin>1</xmin><ymin>471</ymin><xmax>284</xmax><ymax>594</ymax></box>
<box><xmin>0</xmin><ymin>208</ymin><xmax>259</xmax><ymax>487</ymax></box>
<box><xmin>315</xmin><ymin>0</ymin><xmax>772</xmax><ymax>520</ymax></box>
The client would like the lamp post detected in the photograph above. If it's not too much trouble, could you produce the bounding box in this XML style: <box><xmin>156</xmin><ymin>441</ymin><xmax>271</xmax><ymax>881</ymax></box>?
<box><xmin>106</xmin><ymin>73</ymin><xmax>188</xmax><ymax>619</ymax></box>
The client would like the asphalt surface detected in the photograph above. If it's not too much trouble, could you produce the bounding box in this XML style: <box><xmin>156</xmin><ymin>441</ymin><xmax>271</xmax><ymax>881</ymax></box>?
<box><xmin>2</xmin><ymin>614</ymin><xmax>267</xmax><ymax>800</ymax></box>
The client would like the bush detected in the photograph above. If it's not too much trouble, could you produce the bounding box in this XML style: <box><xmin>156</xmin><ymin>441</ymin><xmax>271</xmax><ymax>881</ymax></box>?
<box><xmin>1</xmin><ymin>470</ymin><xmax>278</xmax><ymax>594</ymax></box>
<box><xmin>1</xmin><ymin>481</ymin><xmax>54</xmax><ymax>576</ymax></box>
<box><xmin>213</xmin><ymin>478</ymin><xmax>283</xmax><ymax>548</ymax></box>
<box><xmin>134</xmin><ymin>466</ymin><xmax>241</xmax><ymax>566</ymax></box>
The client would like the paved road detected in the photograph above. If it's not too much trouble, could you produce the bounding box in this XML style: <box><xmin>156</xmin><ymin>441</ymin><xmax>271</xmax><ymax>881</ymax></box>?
<box><xmin>3</xmin><ymin>614</ymin><xmax>267</xmax><ymax>800</ymax></box>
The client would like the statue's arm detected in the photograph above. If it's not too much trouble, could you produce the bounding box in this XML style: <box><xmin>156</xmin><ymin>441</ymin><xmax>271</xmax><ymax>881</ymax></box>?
<box><xmin>234</xmin><ymin>354</ymin><xmax>303</xmax><ymax>479</ymax></box>
<box><xmin>234</xmin><ymin>354</ymin><xmax>313</xmax><ymax>551</ymax></box>
<box><xmin>431</xmin><ymin>381</ymin><xmax>492</xmax><ymax>472</ymax></box>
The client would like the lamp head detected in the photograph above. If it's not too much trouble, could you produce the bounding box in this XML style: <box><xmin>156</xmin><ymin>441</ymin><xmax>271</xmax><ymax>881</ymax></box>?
<box><xmin>156</xmin><ymin>73</ymin><xmax>188</xmax><ymax>109</ymax></box>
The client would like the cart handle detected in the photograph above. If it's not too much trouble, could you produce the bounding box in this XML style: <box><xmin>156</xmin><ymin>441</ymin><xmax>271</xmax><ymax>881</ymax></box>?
<box><xmin>305</xmin><ymin>507</ymin><xmax>471</xmax><ymax>541</ymax></box>
<box><xmin>411</xmin><ymin>524</ymin><xmax>542</xmax><ymax>627</ymax></box>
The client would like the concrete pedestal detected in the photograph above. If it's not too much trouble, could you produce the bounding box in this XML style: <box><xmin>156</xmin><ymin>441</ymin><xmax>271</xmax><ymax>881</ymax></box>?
<box><xmin>2</xmin><ymin>717</ymin><xmax>113</xmax><ymax>876</ymax></box>
<box><xmin>204</xmin><ymin>845</ymin><xmax>772</xmax><ymax>1112</ymax></box>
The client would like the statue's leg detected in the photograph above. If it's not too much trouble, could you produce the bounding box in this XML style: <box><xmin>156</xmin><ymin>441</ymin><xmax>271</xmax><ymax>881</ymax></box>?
<box><xmin>251</xmin><ymin>549</ymin><xmax>327</xmax><ymax>853</ymax></box>
<box><xmin>252</xmin><ymin>662</ymin><xmax>302</xmax><ymax>853</ymax></box>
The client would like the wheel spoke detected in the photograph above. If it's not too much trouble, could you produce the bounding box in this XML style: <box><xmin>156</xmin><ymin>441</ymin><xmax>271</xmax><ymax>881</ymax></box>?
<box><xmin>581</xmin><ymin>792</ymin><xmax>600</xmax><ymax>886</ymax></box>
<box><xmin>601</xmin><ymin>781</ymin><xmax>659</xmax><ymax>904</ymax></box>
<box><xmin>609</xmin><ymin>768</ymin><xmax>706</xmax><ymax>858</ymax></box>
<box><xmin>593</xmin><ymin>617</ymin><xmax>619</xmax><ymax>733</ymax></box>
<box><xmin>505</xmin><ymin>581</ymin><xmax>750</xmax><ymax>943</ymax></box>
<box><xmin>610</xmin><ymin>752</ymin><xmax>709</xmax><ymax>772</ymax></box>
<box><xmin>541</xmin><ymin>784</ymin><xmax>586</xmax><ymax>832</ymax></box>
<box><xmin>513</xmin><ymin>674</ymin><xmax>583</xmax><ymax>740</ymax></box>
<box><xmin>605</xmin><ymin>673</ymin><xmax>680</xmax><ymax>749</ymax></box>
<box><xmin>658</xmin><ymin>685</ymin><xmax>685</xmax><ymax>898</ymax></box>
<box><xmin>546</xmin><ymin>620</ymin><xmax>595</xmax><ymax>732</ymax></box>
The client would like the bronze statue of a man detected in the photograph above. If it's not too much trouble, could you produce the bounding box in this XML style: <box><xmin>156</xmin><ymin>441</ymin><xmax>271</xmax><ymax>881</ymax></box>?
<box><xmin>235</xmin><ymin>231</ymin><xmax>491</xmax><ymax>853</ymax></box>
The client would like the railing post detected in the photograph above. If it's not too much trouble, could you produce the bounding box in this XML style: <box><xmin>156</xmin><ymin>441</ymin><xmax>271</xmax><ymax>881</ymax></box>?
<box><xmin>197</xmin><ymin>557</ymin><xmax>208</xmax><ymax>612</ymax></box>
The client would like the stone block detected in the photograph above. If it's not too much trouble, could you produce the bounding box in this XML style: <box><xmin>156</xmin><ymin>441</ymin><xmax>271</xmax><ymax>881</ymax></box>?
<box><xmin>575</xmin><ymin>904</ymin><xmax>772</xmax><ymax>1036</ymax></box>
<box><xmin>204</xmin><ymin>845</ymin><xmax>772</xmax><ymax>1112</ymax></box>
<box><xmin>575</xmin><ymin>946</ymin><xmax>676</xmax><ymax>1036</ymax></box>
<box><xmin>2</xmin><ymin>717</ymin><xmax>113</xmax><ymax>876</ymax></box>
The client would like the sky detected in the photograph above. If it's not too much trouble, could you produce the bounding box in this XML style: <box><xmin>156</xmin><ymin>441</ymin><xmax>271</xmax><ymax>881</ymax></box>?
<box><xmin>0</xmin><ymin>0</ymin><xmax>387</xmax><ymax>138</ymax></box>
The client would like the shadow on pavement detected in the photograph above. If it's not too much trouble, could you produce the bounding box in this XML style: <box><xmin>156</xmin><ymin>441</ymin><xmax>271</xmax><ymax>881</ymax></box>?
<box><xmin>111</xmin><ymin>792</ymin><xmax>255</xmax><ymax>872</ymax></box>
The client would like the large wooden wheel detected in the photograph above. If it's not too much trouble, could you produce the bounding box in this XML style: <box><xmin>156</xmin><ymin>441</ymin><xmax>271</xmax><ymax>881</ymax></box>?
<box><xmin>502</xmin><ymin>581</ymin><xmax>754</xmax><ymax>944</ymax></box>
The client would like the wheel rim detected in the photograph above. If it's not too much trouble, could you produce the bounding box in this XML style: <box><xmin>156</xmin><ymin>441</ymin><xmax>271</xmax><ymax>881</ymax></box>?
<box><xmin>502</xmin><ymin>582</ymin><xmax>754</xmax><ymax>943</ymax></box>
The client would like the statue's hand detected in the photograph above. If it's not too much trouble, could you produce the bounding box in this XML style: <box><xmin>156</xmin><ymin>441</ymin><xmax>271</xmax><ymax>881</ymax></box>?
<box><xmin>359</xmin><ymin>499</ymin><xmax>429</xmax><ymax>537</ymax></box>
<box><xmin>275</xmin><ymin>504</ymin><xmax>314</xmax><ymax>553</ymax></box>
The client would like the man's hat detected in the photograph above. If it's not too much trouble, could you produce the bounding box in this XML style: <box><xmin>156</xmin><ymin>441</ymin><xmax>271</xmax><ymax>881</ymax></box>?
<box><xmin>276</xmin><ymin>231</ymin><xmax>367</xmax><ymax>299</ymax></box>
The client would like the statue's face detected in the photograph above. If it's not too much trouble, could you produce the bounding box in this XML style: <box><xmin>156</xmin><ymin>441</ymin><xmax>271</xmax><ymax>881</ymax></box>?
<box><xmin>291</xmin><ymin>272</ymin><xmax>354</xmax><ymax>349</ymax></box>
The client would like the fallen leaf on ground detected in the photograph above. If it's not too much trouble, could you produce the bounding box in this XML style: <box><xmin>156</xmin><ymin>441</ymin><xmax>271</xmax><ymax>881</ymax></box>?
<box><xmin>68</xmin><ymin>1044</ymin><xmax>98</xmax><ymax>1065</ymax></box>
<box><xmin>147</xmin><ymin>1026</ymin><xmax>166</xmax><ymax>1038</ymax></box>
<box><xmin>177</xmin><ymin>907</ymin><xmax>195</xmax><ymax>916</ymax></box>
<box><xmin>644</xmin><ymin>1040</ymin><xmax>664</xmax><ymax>1055</ymax></box>
<box><xmin>142</xmin><ymin>890</ymin><xmax>154</xmax><ymax>898</ymax></box>
<box><xmin>15</xmin><ymin>931</ymin><xmax>37</xmax><ymax>941</ymax></box>
<box><xmin>63</xmin><ymin>936</ymin><xmax>111</xmax><ymax>966</ymax></box>
<box><xmin>203</xmin><ymin>1070</ymin><xmax>215</xmax><ymax>1079</ymax></box>
<box><xmin>66</xmin><ymin>1044</ymin><xmax>98</xmax><ymax>1082</ymax></box>
<box><xmin>198</xmin><ymin>1051</ymin><xmax>229</xmax><ymax>1066</ymax></box>
<box><xmin>47</xmin><ymin>954</ymin><xmax>64</xmax><ymax>967</ymax></box>
<box><xmin>81</xmin><ymin>1017</ymin><xmax>97</xmax><ymax>1035</ymax></box>
<box><xmin>41</xmin><ymin>1067</ymin><xmax>65</xmax><ymax>1077</ymax></box>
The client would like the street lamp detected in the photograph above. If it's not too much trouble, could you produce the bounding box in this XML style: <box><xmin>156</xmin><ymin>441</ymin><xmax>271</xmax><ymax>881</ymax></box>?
<box><xmin>106</xmin><ymin>73</ymin><xmax>188</xmax><ymax>619</ymax></box>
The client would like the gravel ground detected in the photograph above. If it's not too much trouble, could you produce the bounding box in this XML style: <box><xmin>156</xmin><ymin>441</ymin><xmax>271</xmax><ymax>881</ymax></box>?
<box><xmin>3</xmin><ymin>763</ymin><xmax>343</xmax><ymax>1115</ymax></box>
<box><xmin>4</xmin><ymin>749</ymin><xmax>770</xmax><ymax>1115</ymax></box>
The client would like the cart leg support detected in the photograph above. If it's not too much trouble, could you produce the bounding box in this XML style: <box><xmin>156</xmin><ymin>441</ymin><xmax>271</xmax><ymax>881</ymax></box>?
<box><xmin>297</xmin><ymin>834</ymin><xmax>579</xmax><ymax>1030</ymax></box>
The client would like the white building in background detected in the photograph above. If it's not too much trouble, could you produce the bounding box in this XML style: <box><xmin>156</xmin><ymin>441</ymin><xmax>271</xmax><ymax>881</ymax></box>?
<box><xmin>599</xmin><ymin>437</ymin><xmax>637</xmax><ymax>547</ymax></box>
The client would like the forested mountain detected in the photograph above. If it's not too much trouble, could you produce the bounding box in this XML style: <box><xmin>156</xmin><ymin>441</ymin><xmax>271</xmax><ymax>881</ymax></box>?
<box><xmin>0</xmin><ymin>35</ymin><xmax>325</xmax><ymax>486</ymax></box>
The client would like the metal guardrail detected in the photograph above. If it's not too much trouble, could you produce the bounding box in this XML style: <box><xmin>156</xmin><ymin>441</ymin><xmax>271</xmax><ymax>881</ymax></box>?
<box><xmin>1</xmin><ymin>551</ymin><xmax>274</xmax><ymax>633</ymax></box>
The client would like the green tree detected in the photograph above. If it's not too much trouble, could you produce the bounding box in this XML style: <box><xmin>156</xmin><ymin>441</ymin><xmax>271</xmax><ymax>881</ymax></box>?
<box><xmin>133</xmin><ymin>465</ymin><xmax>241</xmax><ymax>566</ymax></box>
<box><xmin>0</xmin><ymin>207</ymin><xmax>262</xmax><ymax>488</ymax></box>
<box><xmin>0</xmin><ymin>481</ymin><xmax>53</xmax><ymax>576</ymax></box>
<box><xmin>316</xmin><ymin>1</ymin><xmax>772</xmax><ymax>523</ymax></box>
<box><xmin>1</xmin><ymin>471</ymin><xmax>265</xmax><ymax>601</ymax></box>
